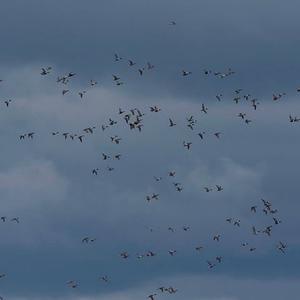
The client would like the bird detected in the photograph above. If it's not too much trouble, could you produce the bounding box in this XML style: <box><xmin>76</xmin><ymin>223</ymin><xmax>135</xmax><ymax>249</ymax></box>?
<box><xmin>82</xmin><ymin>237</ymin><xmax>90</xmax><ymax>243</ymax></box>
<box><xmin>204</xmin><ymin>69</ymin><xmax>212</xmax><ymax>75</ymax></box>
<box><xmin>176</xmin><ymin>186</ymin><xmax>183</xmax><ymax>192</ymax></box>
<box><xmin>146</xmin><ymin>250</ymin><xmax>156</xmax><ymax>257</ymax></box>
<box><xmin>40</xmin><ymin>67</ymin><xmax>52</xmax><ymax>75</ymax></box>
<box><xmin>70</xmin><ymin>134</ymin><xmax>77</xmax><ymax>140</ymax></box>
<box><xmin>150</xmin><ymin>106</ymin><xmax>161</xmax><ymax>112</ymax></box>
<box><xmin>216</xmin><ymin>185</ymin><xmax>223</xmax><ymax>191</ymax></box>
<box><xmin>182</xmin><ymin>70</ymin><xmax>192</xmax><ymax>76</ymax></box>
<box><xmin>244</xmin><ymin>94</ymin><xmax>251</xmax><ymax>100</ymax></box>
<box><xmin>114</xmin><ymin>53</ymin><xmax>122</xmax><ymax>62</ymax></box>
<box><xmin>90</xmin><ymin>79</ymin><xmax>98</xmax><ymax>86</ymax></box>
<box><xmin>252</xmin><ymin>226</ymin><xmax>258</xmax><ymax>235</ymax></box>
<box><xmin>289</xmin><ymin>114</ymin><xmax>300</xmax><ymax>122</ymax></box>
<box><xmin>78</xmin><ymin>135</ymin><xmax>84</xmax><ymax>143</ymax></box>
<box><xmin>151</xmin><ymin>193</ymin><xmax>159</xmax><ymax>200</ymax></box>
<box><xmin>166</xmin><ymin>287</ymin><xmax>178</xmax><ymax>294</ymax></box>
<box><xmin>238</xmin><ymin>112</ymin><xmax>246</xmax><ymax>119</ymax></box>
<box><xmin>201</xmin><ymin>103</ymin><xmax>208</xmax><ymax>114</ymax></box>
<box><xmin>136</xmin><ymin>253</ymin><xmax>145</xmax><ymax>259</ymax></box>
<box><xmin>114</xmin><ymin>154</ymin><xmax>122</xmax><ymax>160</ymax></box>
<box><xmin>216</xmin><ymin>94</ymin><xmax>223</xmax><ymax>101</ymax></box>
<box><xmin>112</xmin><ymin>75</ymin><xmax>121</xmax><ymax>81</ymax></box>
<box><xmin>216</xmin><ymin>256</ymin><xmax>222</xmax><ymax>263</ymax></box>
<box><xmin>214</xmin><ymin>132</ymin><xmax>221</xmax><ymax>139</ymax></box>
<box><xmin>168</xmin><ymin>250</ymin><xmax>177</xmax><ymax>256</ymax></box>
<box><xmin>67</xmin><ymin>280</ymin><xmax>79</xmax><ymax>288</ymax></box>
<box><xmin>67</xmin><ymin>72</ymin><xmax>76</xmax><ymax>78</ymax></box>
<box><xmin>233</xmin><ymin>96</ymin><xmax>241</xmax><ymax>104</ymax></box>
<box><xmin>226</xmin><ymin>218</ymin><xmax>233</xmax><ymax>223</ymax></box>
<box><xmin>147</xmin><ymin>62</ymin><xmax>155</xmax><ymax>70</ymax></box>
<box><xmin>234</xmin><ymin>220</ymin><xmax>241</xmax><ymax>227</ymax></box>
<box><xmin>263</xmin><ymin>208</ymin><xmax>268</xmax><ymax>215</ymax></box>
<box><xmin>273</xmin><ymin>93</ymin><xmax>286</xmax><ymax>101</ymax></box>
<box><xmin>119</xmin><ymin>108</ymin><xmax>125</xmax><ymax>115</ymax></box>
<box><xmin>128</xmin><ymin>60</ymin><xmax>136</xmax><ymax>66</ymax></box>
<box><xmin>100</xmin><ymin>275</ymin><xmax>109</xmax><ymax>283</ymax></box>
<box><xmin>198</xmin><ymin>132</ymin><xmax>205</xmax><ymax>139</ymax></box>
<box><xmin>263</xmin><ymin>226</ymin><xmax>272</xmax><ymax>237</ymax></box>
<box><xmin>4</xmin><ymin>99</ymin><xmax>12</xmax><ymax>107</ymax></box>
<box><xmin>187</xmin><ymin>123</ymin><xmax>194</xmax><ymax>130</ymax></box>
<box><xmin>168</xmin><ymin>227</ymin><xmax>175</xmax><ymax>233</ymax></box>
<box><xmin>109</xmin><ymin>118</ymin><xmax>117</xmax><ymax>126</ymax></box>
<box><xmin>277</xmin><ymin>241</ymin><xmax>287</xmax><ymax>254</ymax></box>
<box><xmin>78</xmin><ymin>91</ymin><xmax>86</xmax><ymax>99</ymax></box>
<box><xmin>92</xmin><ymin>168</ymin><xmax>99</xmax><ymax>175</ymax></box>
<box><xmin>169</xmin><ymin>118</ymin><xmax>176</xmax><ymax>127</ymax></box>
<box><xmin>83</xmin><ymin>127</ymin><xmax>95</xmax><ymax>134</ymax></box>
<box><xmin>120</xmin><ymin>251</ymin><xmax>129</xmax><ymax>259</ymax></box>
<box><xmin>102</xmin><ymin>153</ymin><xmax>110</xmax><ymax>160</ymax></box>
<box><xmin>183</xmin><ymin>141</ymin><xmax>192</xmax><ymax>150</ymax></box>
<box><xmin>207</xmin><ymin>260</ymin><xmax>216</xmax><ymax>269</ymax></box>
<box><xmin>251</xmin><ymin>99</ymin><xmax>259</xmax><ymax>110</ymax></box>
<box><xmin>110</xmin><ymin>136</ymin><xmax>122</xmax><ymax>144</ymax></box>
<box><xmin>183</xmin><ymin>226</ymin><xmax>190</xmax><ymax>231</ymax></box>
<box><xmin>57</xmin><ymin>75</ymin><xmax>69</xmax><ymax>84</ymax></box>
<box><xmin>195</xmin><ymin>246</ymin><xmax>204</xmax><ymax>252</ymax></box>
<box><xmin>273</xmin><ymin>217</ymin><xmax>281</xmax><ymax>225</ymax></box>
<box><xmin>138</xmin><ymin>68</ymin><xmax>144</xmax><ymax>76</ymax></box>
<box><xmin>261</xmin><ymin>198</ymin><xmax>272</xmax><ymax>210</ymax></box>
<box><xmin>168</xmin><ymin>171</ymin><xmax>176</xmax><ymax>177</ymax></box>
<box><xmin>213</xmin><ymin>234</ymin><xmax>221</xmax><ymax>241</ymax></box>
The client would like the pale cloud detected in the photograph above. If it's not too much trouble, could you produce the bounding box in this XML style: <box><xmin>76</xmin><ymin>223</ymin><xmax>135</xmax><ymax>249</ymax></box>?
<box><xmin>0</xmin><ymin>159</ymin><xmax>70</xmax><ymax>247</ymax></box>
<box><xmin>0</xmin><ymin>0</ymin><xmax>299</xmax><ymax>296</ymax></box>
<box><xmin>6</xmin><ymin>273</ymin><xmax>300</xmax><ymax>300</ymax></box>
<box><xmin>0</xmin><ymin>159</ymin><xmax>69</xmax><ymax>212</ymax></box>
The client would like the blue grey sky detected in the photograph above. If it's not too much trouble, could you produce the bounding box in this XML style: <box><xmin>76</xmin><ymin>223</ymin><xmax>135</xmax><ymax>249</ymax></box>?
<box><xmin>0</xmin><ymin>0</ymin><xmax>299</xmax><ymax>299</ymax></box>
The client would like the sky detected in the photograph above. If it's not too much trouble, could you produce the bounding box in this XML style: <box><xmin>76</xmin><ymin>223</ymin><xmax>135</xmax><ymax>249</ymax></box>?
<box><xmin>0</xmin><ymin>0</ymin><xmax>300</xmax><ymax>299</ymax></box>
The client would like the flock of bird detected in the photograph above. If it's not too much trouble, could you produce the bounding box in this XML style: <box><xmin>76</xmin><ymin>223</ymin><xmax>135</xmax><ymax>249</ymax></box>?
<box><xmin>0</xmin><ymin>19</ymin><xmax>294</xmax><ymax>300</ymax></box>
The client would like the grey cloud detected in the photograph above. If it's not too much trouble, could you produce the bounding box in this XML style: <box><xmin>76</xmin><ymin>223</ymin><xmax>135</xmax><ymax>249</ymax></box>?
<box><xmin>0</xmin><ymin>1</ymin><xmax>300</xmax><ymax>298</ymax></box>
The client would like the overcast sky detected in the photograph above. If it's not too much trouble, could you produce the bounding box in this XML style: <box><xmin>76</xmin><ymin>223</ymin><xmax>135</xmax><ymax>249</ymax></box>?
<box><xmin>0</xmin><ymin>0</ymin><xmax>300</xmax><ymax>299</ymax></box>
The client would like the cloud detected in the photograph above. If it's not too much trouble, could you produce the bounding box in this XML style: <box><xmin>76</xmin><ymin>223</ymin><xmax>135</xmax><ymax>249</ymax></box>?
<box><xmin>0</xmin><ymin>2</ymin><xmax>299</xmax><ymax>294</ymax></box>
<box><xmin>5</xmin><ymin>273</ymin><xmax>300</xmax><ymax>300</ymax></box>
<box><xmin>0</xmin><ymin>159</ymin><xmax>70</xmax><ymax>247</ymax></box>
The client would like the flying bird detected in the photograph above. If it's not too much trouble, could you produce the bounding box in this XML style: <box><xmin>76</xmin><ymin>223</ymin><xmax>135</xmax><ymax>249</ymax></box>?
<box><xmin>182</xmin><ymin>70</ymin><xmax>192</xmax><ymax>76</ymax></box>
